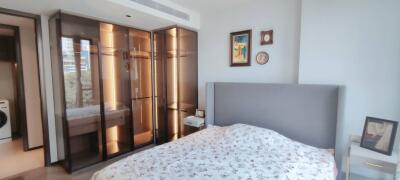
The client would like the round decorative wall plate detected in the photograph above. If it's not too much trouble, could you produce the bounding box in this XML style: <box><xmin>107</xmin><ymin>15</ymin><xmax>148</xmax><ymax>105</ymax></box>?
<box><xmin>256</xmin><ymin>51</ymin><xmax>269</xmax><ymax>65</ymax></box>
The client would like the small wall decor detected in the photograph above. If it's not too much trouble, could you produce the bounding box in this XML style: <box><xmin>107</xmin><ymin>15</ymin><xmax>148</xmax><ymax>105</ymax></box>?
<box><xmin>256</xmin><ymin>51</ymin><xmax>269</xmax><ymax>65</ymax></box>
<box><xmin>261</xmin><ymin>30</ymin><xmax>273</xmax><ymax>45</ymax></box>
<box><xmin>360</xmin><ymin>116</ymin><xmax>398</xmax><ymax>155</ymax></box>
<box><xmin>230</xmin><ymin>30</ymin><xmax>252</xmax><ymax>66</ymax></box>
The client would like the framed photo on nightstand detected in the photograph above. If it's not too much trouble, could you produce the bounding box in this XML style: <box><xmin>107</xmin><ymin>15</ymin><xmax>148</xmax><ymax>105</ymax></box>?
<box><xmin>360</xmin><ymin>116</ymin><xmax>398</xmax><ymax>155</ymax></box>
<box><xmin>195</xmin><ymin>109</ymin><xmax>205</xmax><ymax>118</ymax></box>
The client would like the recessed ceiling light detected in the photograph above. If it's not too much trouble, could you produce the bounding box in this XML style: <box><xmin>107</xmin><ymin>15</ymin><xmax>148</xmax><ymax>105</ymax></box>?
<box><xmin>126</xmin><ymin>14</ymin><xmax>132</xmax><ymax>18</ymax></box>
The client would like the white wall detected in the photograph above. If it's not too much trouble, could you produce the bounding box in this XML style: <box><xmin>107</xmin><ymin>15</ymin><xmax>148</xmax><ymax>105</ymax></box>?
<box><xmin>197</xmin><ymin>0</ymin><xmax>301</xmax><ymax>109</ymax></box>
<box><xmin>299</xmin><ymin>0</ymin><xmax>400</xmax><ymax>172</ymax></box>
<box><xmin>39</xmin><ymin>15</ymin><xmax>59</xmax><ymax>163</ymax></box>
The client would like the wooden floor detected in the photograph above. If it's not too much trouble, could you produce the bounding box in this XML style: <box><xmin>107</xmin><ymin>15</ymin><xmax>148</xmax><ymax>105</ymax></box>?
<box><xmin>5</xmin><ymin>145</ymin><xmax>154</xmax><ymax>180</ymax></box>
<box><xmin>6</xmin><ymin>165</ymin><xmax>95</xmax><ymax>180</ymax></box>
<box><xmin>0</xmin><ymin>138</ymin><xmax>44</xmax><ymax>179</ymax></box>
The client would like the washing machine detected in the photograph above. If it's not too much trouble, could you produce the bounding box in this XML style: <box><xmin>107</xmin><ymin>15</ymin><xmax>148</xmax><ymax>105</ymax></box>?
<box><xmin>0</xmin><ymin>100</ymin><xmax>11</xmax><ymax>144</ymax></box>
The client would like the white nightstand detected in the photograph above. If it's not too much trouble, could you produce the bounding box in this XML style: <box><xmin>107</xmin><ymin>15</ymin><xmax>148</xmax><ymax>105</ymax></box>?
<box><xmin>183</xmin><ymin>116</ymin><xmax>205</xmax><ymax>136</ymax></box>
<box><xmin>346</xmin><ymin>142</ymin><xmax>398</xmax><ymax>180</ymax></box>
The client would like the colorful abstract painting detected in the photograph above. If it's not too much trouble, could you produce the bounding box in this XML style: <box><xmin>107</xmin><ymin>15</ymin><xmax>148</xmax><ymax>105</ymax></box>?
<box><xmin>230</xmin><ymin>30</ymin><xmax>251</xmax><ymax>66</ymax></box>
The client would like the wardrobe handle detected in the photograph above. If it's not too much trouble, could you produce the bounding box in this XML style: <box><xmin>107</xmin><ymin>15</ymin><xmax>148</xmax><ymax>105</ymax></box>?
<box><xmin>125</xmin><ymin>61</ymin><xmax>130</xmax><ymax>71</ymax></box>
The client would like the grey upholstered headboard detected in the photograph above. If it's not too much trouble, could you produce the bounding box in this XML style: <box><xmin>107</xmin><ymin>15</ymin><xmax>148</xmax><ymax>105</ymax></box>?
<box><xmin>205</xmin><ymin>82</ymin><xmax>339</xmax><ymax>149</ymax></box>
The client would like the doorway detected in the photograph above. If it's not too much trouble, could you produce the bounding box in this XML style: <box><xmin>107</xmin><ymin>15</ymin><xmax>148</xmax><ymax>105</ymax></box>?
<box><xmin>0</xmin><ymin>25</ymin><xmax>21</xmax><ymax>141</ymax></box>
<box><xmin>0</xmin><ymin>11</ymin><xmax>47</xmax><ymax>179</ymax></box>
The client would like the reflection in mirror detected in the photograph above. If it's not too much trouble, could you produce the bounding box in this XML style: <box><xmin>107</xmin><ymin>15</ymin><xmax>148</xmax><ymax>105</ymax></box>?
<box><xmin>62</xmin><ymin>37</ymin><xmax>95</xmax><ymax>108</ymax></box>
<box><xmin>61</xmin><ymin>31</ymin><xmax>102</xmax><ymax>170</ymax></box>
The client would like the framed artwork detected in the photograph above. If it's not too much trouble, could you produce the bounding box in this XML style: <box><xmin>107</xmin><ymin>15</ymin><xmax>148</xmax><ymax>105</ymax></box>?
<box><xmin>195</xmin><ymin>109</ymin><xmax>205</xmax><ymax>118</ymax></box>
<box><xmin>360</xmin><ymin>116</ymin><xmax>398</xmax><ymax>155</ymax></box>
<box><xmin>230</xmin><ymin>30</ymin><xmax>251</xmax><ymax>66</ymax></box>
<box><xmin>261</xmin><ymin>30</ymin><xmax>273</xmax><ymax>45</ymax></box>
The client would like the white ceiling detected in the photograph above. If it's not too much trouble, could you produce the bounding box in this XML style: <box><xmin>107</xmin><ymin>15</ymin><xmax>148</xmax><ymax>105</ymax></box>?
<box><xmin>170</xmin><ymin>0</ymin><xmax>250</xmax><ymax>13</ymax></box>
<box><xmin>0</xmin><ymin>0</ymin><xmax>198</xmax><ymax>30</ymax></box>
<box><xmin>0</xmin><ymin>0</ymin><xmax>242</xmax><ymax>30</ymax></box>
<box><xmin>0</xmin><ymin>0</ymin><xmax>255</xmax><ymax>30</ymax></box>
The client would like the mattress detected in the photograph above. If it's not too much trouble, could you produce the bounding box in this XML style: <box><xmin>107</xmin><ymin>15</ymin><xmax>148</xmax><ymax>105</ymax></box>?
<box><xmin>92</xmin><ymin>124</ymin><xmax>337</xmax><ymax>180</ymax></box>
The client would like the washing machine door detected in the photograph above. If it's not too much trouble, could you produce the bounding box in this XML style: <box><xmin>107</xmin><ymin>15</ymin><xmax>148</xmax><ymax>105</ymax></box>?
<box><xmin>0</xmin><ymin>111</ymin><xmax>7</xmax><ymax>128</ymax></box>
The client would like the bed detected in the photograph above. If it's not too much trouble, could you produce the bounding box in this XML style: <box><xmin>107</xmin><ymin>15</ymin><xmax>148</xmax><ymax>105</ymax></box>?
<box><xmin>92</xmin><ymin>82</ymin><xmax>339</xmax><ymax>180</ymax></box>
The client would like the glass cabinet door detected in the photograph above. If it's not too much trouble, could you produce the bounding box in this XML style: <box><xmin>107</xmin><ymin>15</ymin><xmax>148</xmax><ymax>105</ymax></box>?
<box><xmin>154</xmin><ymin>31</ymin><xmax>167</xmax><ymax>143</ymax></box>
<box><xmin>165</xmin><ymin>28</ymin><xmax>179</xmax><ymax>141</ymax></box>
<box><xmin>153</xmin><ymin>27</ymin><xmax>198</xmax><ymax>142</ymax></box>
<box><xmin>60</xmin><ymin>14</ymin><xmax>103</xmax><ymax>171</ymax></box>
<box><xmin>178</xmin><ymin>28</ymin><xmax>198</xmax><ymax>137</ymax></box>
<box><xmin>51</xmin><ymin>13</ymin><xmax>179</xmax><ymax>172</ymax></box>
<box><xmin>100</xmin><ymin>23</ymin><xmax>132</xmax><ymax>157</ymax></box>
<box><xmin>129</xmin><ymin>29</ymin><xmax>153</xmax><ymax>147</ymax></box>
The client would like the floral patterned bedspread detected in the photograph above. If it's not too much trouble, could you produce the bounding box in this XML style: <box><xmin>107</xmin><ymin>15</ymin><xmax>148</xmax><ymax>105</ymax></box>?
<box><xmin>92</xmin><ymin>124</ymin><xmax>336</xmax><ymax>180</ymax></box>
